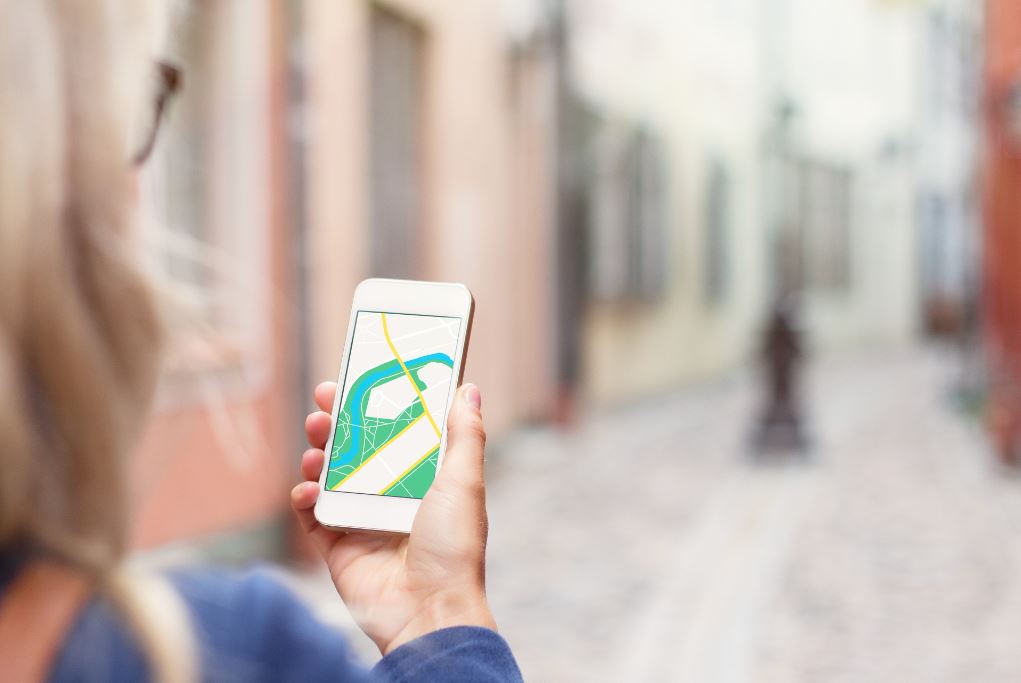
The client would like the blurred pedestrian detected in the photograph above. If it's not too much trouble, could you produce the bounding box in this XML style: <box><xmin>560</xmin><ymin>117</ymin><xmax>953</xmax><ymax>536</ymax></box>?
<box><xmin>0</xmin><ymin>2</ymin><xmax>520</xmax><ymax>681</ymax></box>
<box><xmin>752</xmin><ymin>295</ymin><xmax>809</xmax><ymax>454</ymax></box>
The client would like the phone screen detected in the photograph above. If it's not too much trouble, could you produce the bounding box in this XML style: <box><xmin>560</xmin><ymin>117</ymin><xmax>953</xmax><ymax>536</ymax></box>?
<box><xmin>325</xmin><ymin>311</ymin><xmax>461</xmax><ymax>499</ymax></box>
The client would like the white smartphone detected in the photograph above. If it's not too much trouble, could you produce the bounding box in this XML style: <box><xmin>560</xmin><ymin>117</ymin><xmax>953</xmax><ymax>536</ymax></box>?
<box><xmin>314</xmin><ymin>278</ymin><xmax>475</xmax><ymax>534</ymax></box>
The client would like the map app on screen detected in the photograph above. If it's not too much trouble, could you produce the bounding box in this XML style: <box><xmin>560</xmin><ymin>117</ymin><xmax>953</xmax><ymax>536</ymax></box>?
<box><xmin>326</xmin><ymin>311</ymin><xmax>460</xmax><ymax>499</ymax></box>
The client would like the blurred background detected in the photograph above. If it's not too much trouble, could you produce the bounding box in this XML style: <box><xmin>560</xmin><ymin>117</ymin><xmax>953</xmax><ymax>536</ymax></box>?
<box><xmin>133</xmin><ymin>0</ymin><xmax>1021</xmax><ymax>680</ymax></box>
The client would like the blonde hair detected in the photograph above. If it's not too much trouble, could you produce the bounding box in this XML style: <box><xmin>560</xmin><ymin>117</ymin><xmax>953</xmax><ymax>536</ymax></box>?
<box><xmin>0</xmin><ymin>1</ymin><xmax>196</xmax><ymax>680</ymax></box>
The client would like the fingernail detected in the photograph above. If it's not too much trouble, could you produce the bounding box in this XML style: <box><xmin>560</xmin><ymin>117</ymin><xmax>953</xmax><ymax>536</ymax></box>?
<box><xmin>464</xmin><ymin>384</ymin><xmax>482</xmax><ymax>410</ymax></box>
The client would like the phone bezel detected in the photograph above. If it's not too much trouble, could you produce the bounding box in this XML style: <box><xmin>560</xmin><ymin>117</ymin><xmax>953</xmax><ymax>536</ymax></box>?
<box><xmin>313</xmin><ymin>278</ymin><xmax>475</xmax><ymax>534</ymax></box>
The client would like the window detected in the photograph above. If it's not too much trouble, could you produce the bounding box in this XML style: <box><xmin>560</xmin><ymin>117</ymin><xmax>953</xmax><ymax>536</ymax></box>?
<box><xmin>139</xmin><ymin>2</ymin><xmax>272</xmax><ymax>380</ymax></box>
<box><xmin>632</xmin><ymin>129</ymin><xmax>668</xmax><ymax>299</ymax></box>
<box><xmin>141</xmin><ymin>10</ymin><xmax>216</xmax><ymax>324</ymax></box>
<box><xmin>368</xmin><ymin>5</ymin><xmax>426</xmax><ymax>279</ymax></box>
<box><xmin>587</xmin><ymin>121</ymin><xmax>668</xmax><ymax>303</ymax></box>
<box><xmin>703</xmin><ymin>158</ymin><xmax>731</xmax><ymax>306</ymax></box>
<box><xmin>798</xmin><ymin>160</ymin><xmax>852</xmax><ymax>293</ymax></box>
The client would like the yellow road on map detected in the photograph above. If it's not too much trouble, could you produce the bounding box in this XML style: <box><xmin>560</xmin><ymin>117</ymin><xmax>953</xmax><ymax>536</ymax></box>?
<box><xmin>381</xmin><ymin>313</ymin><xmax>443</xmax><ymax>439</ymax></box>
<box><xmin>329</xmin><ymin>413</ymin><xmax>426</xmax><ymax>490</ymax></box>
<box><xmin>379</xmin><ymin>443</ymin><xmax>439</xmax><ymax>495</ymax></box>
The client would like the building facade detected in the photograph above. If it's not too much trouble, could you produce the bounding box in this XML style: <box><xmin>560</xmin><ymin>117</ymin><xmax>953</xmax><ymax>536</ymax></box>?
<box><xmin>300</xmin><ymin>0</ymin><xmax>559</xmax><ymax>437</ymax></box>
<box><xmin>570</xmin><ymin>0</ymin><xmax>770</xmax><ymax>405</ymax></box>
<box><xmin>982</xmin><ymin>0</ymin><xmax>1021</xmax><ymax>467</ymax></box>
<box><xmin>136</xmin><ymin>1</ymin><xmax>294</xmax><ymax>549</ymax></box>
<box><xmin>131</xmin><ymin>0</ymin><xmax>967</xmax><ymax>549</ymax></box>
<box><xmin>916</xmin><ymin>0</ymin><xmax>982</xmax><ymax>337</ymax></box>
<box><xmin>568</xmin><ymin>0</ymin><xmax>932</xmax><ymax>408</ymax></box>
<box><xmin>134</xmin><ymin>0</ymin><xmax>560</xmax><ymax>549</ymax></box>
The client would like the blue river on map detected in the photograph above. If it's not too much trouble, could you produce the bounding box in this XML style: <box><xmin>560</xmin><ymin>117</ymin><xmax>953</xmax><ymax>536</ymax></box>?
<box><xmin>331</xmin><ymin>352</ymin><xmax>454</xmax><ymax>471</ymax></box>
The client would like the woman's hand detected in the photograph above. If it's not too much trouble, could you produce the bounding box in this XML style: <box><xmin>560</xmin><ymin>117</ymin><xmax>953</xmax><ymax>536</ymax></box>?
<box><xmin>290</xmin><ymin>381</ymin><xmax>497</xmax><ymax>654</ymax></box>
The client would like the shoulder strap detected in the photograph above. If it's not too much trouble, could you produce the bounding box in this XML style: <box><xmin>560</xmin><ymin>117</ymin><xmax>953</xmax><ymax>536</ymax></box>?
<box><xmin>104</xmin><ymin>568</ymin><xmax>198</xmax><ymax>683</ymax></box>
<box><xmin>0</xmin><ymin>561</ymin><xmax>91</xmax><ymax>683</ymax></box>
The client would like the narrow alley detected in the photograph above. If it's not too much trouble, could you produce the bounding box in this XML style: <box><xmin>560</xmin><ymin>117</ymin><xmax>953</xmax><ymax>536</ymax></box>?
<box><xmin>293</xmin><ymin>348</ymin><xmax>1021</xmax><ymax>682</ymax></box>
<box><xmin>484</xmin><ymin>348</ymin><xmax>1021</xmax><ymax>681</ymax></box>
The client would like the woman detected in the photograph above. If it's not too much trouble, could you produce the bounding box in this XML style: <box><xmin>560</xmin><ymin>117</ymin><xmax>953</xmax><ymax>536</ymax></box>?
<box><xmin>0</xmin><ymin>1</ymin><xmax>521</xmax><ymax>680</ymax></box>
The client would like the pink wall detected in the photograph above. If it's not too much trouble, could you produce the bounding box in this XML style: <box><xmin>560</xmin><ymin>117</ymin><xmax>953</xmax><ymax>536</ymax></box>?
<box><xmin>303</xmin><ymin>0</ymin><xmax>557</xmax><ymax>436</ymax></box>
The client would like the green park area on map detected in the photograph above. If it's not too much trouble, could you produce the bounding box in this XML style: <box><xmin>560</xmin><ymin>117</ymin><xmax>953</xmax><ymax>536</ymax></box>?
<box><xmin>325</xmin><ymin>310</ymin><xmax>457</xmax><ymax>499</ymax></box>
<box><xmin>326</xmin><ymin>356</ymin><xmax>448</xmax><ymax>498</ymax></box>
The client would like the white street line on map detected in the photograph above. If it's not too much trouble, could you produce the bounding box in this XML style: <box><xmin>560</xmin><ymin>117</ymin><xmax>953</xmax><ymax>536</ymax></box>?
<box><xmin>339</xmin><ymin>416</ymin><xmax>438</xmax><ymax>492</ymax></box>
<box><xmin>330</xmin><ymin>312</ymin><xmax>458</xmax><ymax>494</ymax></box>
<box><xmin>366</xmin><ymin>367</ymin><xmax>452</xmax><ymax>420</ymax></box>
<box><xmin>385</xmin><ymin>320</ymin><xmax>460</xmax><ymax>344</ymax></box>
<box><xmin>356</xmin><ymin>339</ymin><xmax>460</xmax><ymax>360</ymax></box>
<box><xmin>378</xmin><ymin>394</ymin><xmax>409</xmax><ymax>410</ymax></box>
<box><xmin>420</xmin><ymin>378</ymin><xmax>451</xmax><ymax>399</ymax></box>
<box><xmin>352</xmin><ymin>320</ymin><xmax>459</xmax><ymax>346</ymax></box>
<box><xmin>380</xmin><ymin>459</ymin><xmax>398</xmax><ymax>479</ymax></box>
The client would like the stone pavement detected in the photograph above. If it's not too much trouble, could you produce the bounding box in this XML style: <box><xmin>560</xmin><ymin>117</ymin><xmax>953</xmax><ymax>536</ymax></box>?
<box><xmin>286</xmin><ymin>348</ymin><xmax>1021</xmax><ymax>682</ymax></box>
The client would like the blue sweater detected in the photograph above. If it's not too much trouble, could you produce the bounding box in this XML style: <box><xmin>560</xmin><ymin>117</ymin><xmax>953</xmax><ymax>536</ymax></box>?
<box><xmin>1</xmin><ymin>559</ymin><xmax>522</xmax><ymax>682</ymax></box>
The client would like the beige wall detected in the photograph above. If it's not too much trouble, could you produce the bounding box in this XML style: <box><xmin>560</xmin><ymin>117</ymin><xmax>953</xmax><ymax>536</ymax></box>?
<box><xmin>303</xmin><ymin>0</ymin><xmax>556</xmax><ymax>435</ymax></box>
<box><xmin>574</xmin><ymin>2</ymin><xmax>769</xmax><ymax>406</ymax></box>
<box><xmin>575</xmin><ymin>1</ymin><xmax>926</xmax><ymax>406</ymax></box>
<box><xmin>782</xmin><ymin>0</ymin><xmax>924</xmax><ymax>348</ymax></box>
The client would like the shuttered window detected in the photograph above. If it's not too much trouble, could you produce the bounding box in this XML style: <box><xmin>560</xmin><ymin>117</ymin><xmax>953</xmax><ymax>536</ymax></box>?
<box><xmin>368</xmin><ymin>6</ymin><xmax>425</xmax><ymax>280</ymax></box>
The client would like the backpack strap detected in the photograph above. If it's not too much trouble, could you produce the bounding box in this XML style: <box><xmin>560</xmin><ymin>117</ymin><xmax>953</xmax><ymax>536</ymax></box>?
<box><xmin>0</xmin><ymin>561</ymin><xmax>91</xmax><ymax>683</ymax></box>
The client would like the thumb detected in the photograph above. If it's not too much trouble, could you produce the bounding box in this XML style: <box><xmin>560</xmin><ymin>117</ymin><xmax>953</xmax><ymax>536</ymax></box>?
<box><xmin>439</xmin><ymin>383</ymin><xmax>486</xmax><ymax>487</ymax></box>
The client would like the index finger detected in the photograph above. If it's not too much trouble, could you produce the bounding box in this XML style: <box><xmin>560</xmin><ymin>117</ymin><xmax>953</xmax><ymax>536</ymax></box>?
<box><xmin>315</xmin><ymin>382</ymin><xmax>337</xmax><ymax>413</ymax></box>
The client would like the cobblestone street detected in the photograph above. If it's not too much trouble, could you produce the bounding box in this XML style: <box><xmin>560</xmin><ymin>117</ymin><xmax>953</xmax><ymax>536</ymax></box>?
<box><xmin>291</xmin><ymin>348</ymin><xmax>1021</xmax><ymax>681</ymax></box>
